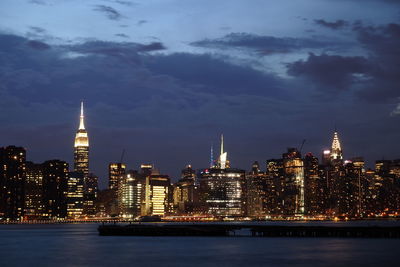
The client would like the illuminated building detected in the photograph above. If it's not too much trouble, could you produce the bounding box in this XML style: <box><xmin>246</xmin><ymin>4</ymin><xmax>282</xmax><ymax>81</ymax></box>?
<box><xmin>304</xmin><ymin>153</ymin><xmax>325</xmax><ymax>215</ymax></box>
<box><xmin>74</xmin><ymin>101</ymin><xmax>89</xmax><ymax>176</ymax></box>
<box><xmin>109</xmin><ymin>163</ymin><xmax>126</xmax><ymax>191</ymax></box>
<box><xmin>42</xmin><ymin>160</ymin><xmax>69</xmax><ymax>219</ymax></box>
<box><xmin>83</xmin><ymin>173</ymin><xmax>98</xmax><ymax>216</ymax></box>
<box><xmin>173</xmin><ymin>165</ymin><xmax>198</xmax><ymax>214</ymax></box>
<box><xmin>0</xmin><ymin>146</ymin><xmax>26</xmax><ymax>220</ymax></box>
<box><xmin>200</xmin><ymin>136</ymin><xmax>245</xmax><ymax>217</ymax></box>
<box><xmin>283</xmin><ymin>148</ymin><xmax>305</xmax><ymax>215</ymax></box>
<box><xmin>330</xmin><ymin>131</ymin><xmax>343</xmax><ymax>161</ymax></box>
<box><xmin>67</xmin><ymin>172</ymin><xmax>84</xmax><ymax>219</ymax></box>
<box><xmin>246</xmin><ymin>161</ymin><xmax>269</xmax><ymax>217</ymax></box>
<box><xmin>24</xmin><ymin>162</ymin><xmax>44</xmax><ymax>219</ymax></box>
<box><xmin>143</xmin><ymin>175</ymin><xmax>171</xmax><ymax>216</ymax></box>
<box><xmin>119</xmin><ymin>170</ymin><xmax>144</xmax><ymax>218</ymax></box>
<box><xmin>217</xmin><ymin>134</ymin><xmax>230</xmax><ymax>169</ymax></box>
<box><xmin>141</xmin><ymin>166</ymin><xmax>172</xmax><ymax>216</ymax></box>
<box><xmin>265</xmin><ymin>159</ymin><xmax>285</xmax><ymax>215</ymax></box>
<box><xmin>322</xmin><ymin>150</ymin><xmax>331</xmax><ymax>165</ymax></box>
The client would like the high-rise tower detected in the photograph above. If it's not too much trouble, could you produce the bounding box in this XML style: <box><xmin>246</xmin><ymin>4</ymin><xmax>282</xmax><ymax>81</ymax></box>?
<box><xmin>74</xmin><ymin>102</ymin><xmax>89</xmax><ymax>176</ymax></box>
<box><xmin>330</xmin><ymin>131</ymin><xmax>343</xmax><ymax>161</ymax></box>
<box><xmin>218</xmin><ymin>134</ymin><xmax>229</xmax><ymax>169</ymax></box>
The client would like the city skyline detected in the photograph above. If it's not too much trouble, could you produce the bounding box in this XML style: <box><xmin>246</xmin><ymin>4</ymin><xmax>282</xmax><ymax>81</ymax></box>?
<box><xmin>0</xmin><ymin>102</ymin><xmax>389</xmax><ymax>189</ymax></box>
<box><xmin>0</xmin><ymin>0</ymin><xmax>399</xmax><ymax>188</ymax></box>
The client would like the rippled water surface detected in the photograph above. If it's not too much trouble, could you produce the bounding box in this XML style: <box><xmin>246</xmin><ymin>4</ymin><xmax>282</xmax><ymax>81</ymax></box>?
<box><xmin>0</xmin><ymin>222</ymin><xmax>399</xmax><ymax>266</ymax></box>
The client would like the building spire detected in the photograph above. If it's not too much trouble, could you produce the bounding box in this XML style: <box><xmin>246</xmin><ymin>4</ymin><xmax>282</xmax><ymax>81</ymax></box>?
<box><xmin>210</xmin><ymin>144</ymin><xmax>214</xmax><ymax>168</ymax></box>
<box><xmin>220</xmin><ymin>134</ymin><xmax>224</xmax><ymax>155</ymax></box>
<box><xmin>331</xmin><ymin>130</ymin><xmax>343</xmax><ymax>160</ymax></box>
<box><xmin>79</xmin><ymin>101</ymin><xmax>85</xmax><ymax>130</ymax></box>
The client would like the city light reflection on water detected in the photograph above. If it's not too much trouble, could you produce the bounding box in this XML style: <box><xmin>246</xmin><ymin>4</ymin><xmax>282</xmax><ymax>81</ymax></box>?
<box><xmin>0</xmin><ymin>223</ymin><xmax>398</xmax><ymax>267</ymax></box>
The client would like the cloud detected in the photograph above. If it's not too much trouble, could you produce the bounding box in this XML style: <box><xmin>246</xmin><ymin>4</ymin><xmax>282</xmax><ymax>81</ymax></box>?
<box><xmin>27</xmin><ymin>40</ymin><xmax>51</xmax><ymax>50</ymax></box>
<box><xmin>101</xmin><ymin>0</ymin><xmax>136</xmax><ymax>6</ymax></box>
<box><xmin>191</xmin><ymin>32</ymin><xmax>339</xmax><ymax>55</ymax></box>
<box><xmin>137</xmin><ymin>20</ymin><xmax>147</xmax><ymax>26</ymax></box>
<box><xmin>115</xmin><ymin>33</ymin><xmax>129</xmax><ymax>38</ymax></box>
<box><xmin>314</xmin><ymin>19</ymin><xmax>349</xmax><ymax>30</ymax></box>
<box><xmin>93</xmin><ymin>5</ymin><xmax>122</xmax><ymax>20</ymax></box>
<box><xmin>137</xmin><ymin>42</ymin><xmax>165</xmax><ymax>52</ymax></box>
<box><xmin>29</xmin><ymin>0</ymin><xmax>47</xmax><ymax>5</ymax></box>
<box><xmin>352</xmin><ymin>23</ymin><xmax>400</xmax><ymax>101</ymax></box>
<box><xmin>144</xmin><ymin>53</ymin><xmax>288</xmax><ymax>97</ymax></box>
<box><xmin>287</xmin><ymin>53</ymin><xmax>371</xmax><ymax>92</ymax></box>
<box><xmin>390</xmin><ymin>102</ymin><xmax>400</xmax><ymax>116</ymax></box>
<box><xmin>29</xmin><ymin>26</ymin><xmax>46</xmax><ymax>33</ymax></box>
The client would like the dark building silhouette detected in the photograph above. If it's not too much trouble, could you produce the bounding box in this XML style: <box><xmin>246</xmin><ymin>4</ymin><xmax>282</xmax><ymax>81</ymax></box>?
<box><xmin>83</xmin><ymin>173</ymin><xmax>98</xmax><ymax>216</ymax></box>
<box><xmin>42</xmin><ymin>160</ymin><xmax>69</xmax><ymax>219</ymax></box>
<box><xmin>0</xmin><ymin>146</ymin><xmax>26</xmax><ymax>220</ymax></box>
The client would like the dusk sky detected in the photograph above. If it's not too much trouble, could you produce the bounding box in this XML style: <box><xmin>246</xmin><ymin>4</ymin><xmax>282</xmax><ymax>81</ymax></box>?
<box><xmin>0</xmin><ymin>0</ymin><xmax>399</xmax><ymax>188</ymax></box>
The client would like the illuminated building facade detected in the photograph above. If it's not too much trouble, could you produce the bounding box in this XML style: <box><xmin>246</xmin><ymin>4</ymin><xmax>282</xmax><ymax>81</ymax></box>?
<box><xmin>42</xmin><ymin>160</ymin><xmax>69</xmax><ymax>219</ymax></box>
<box><xmin>173</xmin><ymin>165</ymin><xmax>198</xmax><ymax>214</ymax></box>
<box><xmin>246</xmin><ymin>161</ymin><xmax>268</xmax><ymax>217</ymax></box>
<box><xmin>24</xmin><ymin>162</ymin><xmax>44</xmax><ymax>219</ymax></box>
<box><xmin>200</xmin><ymin>136</ymin><xmax>245</xmax><ymax>216</ymax></box>
<box><xmin>67</xmin><ymin>172</ymin><xmax>84</xmax><ymax>219</ymax></box>
<box><xmin>109</xmin><ymin>163</ymin><xmax>126</xmax><ymax>191</ymax></box>
<box><xmin>330</xmin><ymin>131</ymin><xmax>343</xmax><ymax>162</ymax></box>
<box><xmin>74</xmin><ymin>102</ymin><xmax>89</xmax><ymax>177</ymax></box>
<box><xmin>304</xmin><ymin>153</ymin><xmax>325</xmax><ymax>215</ymax></box>
<box><xmin>142</xmin><ymin>170</ymin><xmax>172</xmax><ymax>216</ymax></box>
<box><xmin>265</xmin><ymin>159</ymin><xmax>285</xmax><ymax>215</ymax></box>
<box><xmin>119</xmin><ymin>170</ymin><xmax>144</xmax><ymax>218</ymax></box>
<box><xmin>283</xmin><ymin>148</ymin><xmax>305</xmax><ymax>215</ymax></box>
<box><xmin>0</xmin><ymin>146</ymin><xmax>26</xmax><ymax>220</ymax></box>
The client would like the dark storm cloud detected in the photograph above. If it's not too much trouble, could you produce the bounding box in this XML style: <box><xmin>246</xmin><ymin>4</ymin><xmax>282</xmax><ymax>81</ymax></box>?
<box><xmin>191</xmin><ymin>32</ymin><xmax>336</xmax><ymax>54</ymax></box>
<box><xmin>287</xmin><ymin>53</ymin><xmax>371</xmax><ymax>91</ymax></box>
<box><xmin>93</xmin><ymin>5</ymin><xmax>122</xmax><ymax>20</ymax></box>
<box><xmin>314</xmin><ymin>19</ymin><xmax>349</xmax><ymax>30</ymax></box>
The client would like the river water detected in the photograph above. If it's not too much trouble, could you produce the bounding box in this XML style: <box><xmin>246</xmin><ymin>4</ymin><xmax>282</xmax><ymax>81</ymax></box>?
<box><xmin>0</xmin><ymin>222</ymin><xmax>399</xmax><ymax>266</ymax></box>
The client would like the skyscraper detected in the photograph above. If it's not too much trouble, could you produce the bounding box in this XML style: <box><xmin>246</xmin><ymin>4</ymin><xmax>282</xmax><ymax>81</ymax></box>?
<box><xmin>25</xmin><ymin>162</ymin><xmax>44</xmax><ymax>219</ymax></box>
<box><xmin>109</xmin><ymin>163</ymin><xmax>126</xmax><ymax>191</ymax></box>
<box><xmin>200</xmin><ymin>135</ymin><xmax>245</xmax><ymax>217</ymax></box>
<box><xmin>42</xmin><ymin>160</ymin><xmax>69</xmax><ymax>219</ymax></box>
<box><xmin>67</xmin><ymin>172</ymin><xmax>84</xmax><ymax>219</ymax></box>
<box><xmin>283</xmin><ymin>148</ymin><xmax>305</xmax><ymax>215</ymax></box>
<box><xmin>74</xmin><ymin>102</ymin><xmax>89</xmax><ymax>177</ymax></box>
<box><xmin>331</xmin><ymin>131</ymin><xmax>343</xmax><ymax>161</ymax></box>
<box><xmin>0</xmin><ymin>146</ymin><xmax>26</xmax><ymax>220</ymax></box>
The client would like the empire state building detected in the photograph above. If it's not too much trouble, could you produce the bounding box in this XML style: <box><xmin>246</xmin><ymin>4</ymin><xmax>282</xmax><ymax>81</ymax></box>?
<box><xmin>74</xmin><ymin>102</ymin><xmax>89</xmax><ymax>176</ymax></box>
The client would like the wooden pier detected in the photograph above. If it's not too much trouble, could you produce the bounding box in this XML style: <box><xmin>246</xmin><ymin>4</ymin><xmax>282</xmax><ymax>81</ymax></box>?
<box><xmin>98</xmin><ymin>223</ymin><xmax>400</xmax><ymax>238</ymax></box>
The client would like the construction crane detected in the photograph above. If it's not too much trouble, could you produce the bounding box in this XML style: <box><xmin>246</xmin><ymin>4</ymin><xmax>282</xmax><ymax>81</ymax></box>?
<box><xmin>299</xmin><ymin>139</ymin><xmax>306</xmax><ymax>154</ymax></box>
<box><xmin>120</xmin><ymin>149</ymin><xmax>125</xmax><ymax>164</ymax></box>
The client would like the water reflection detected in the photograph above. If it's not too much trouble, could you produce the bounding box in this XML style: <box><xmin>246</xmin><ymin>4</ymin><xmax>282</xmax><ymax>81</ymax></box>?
<box><xmin>0</xmin><ymin>224</ymin><xmax>398</xmax><ymax>267</ymax></box>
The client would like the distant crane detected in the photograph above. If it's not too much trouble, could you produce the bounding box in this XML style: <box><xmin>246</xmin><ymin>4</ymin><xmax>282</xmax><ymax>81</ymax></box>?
<box><xmin>120</xmin><ymin>149</ymin><xmax>125</xmax><ymax>164</ymax></box>
<box><xmin>299</xmin><ymin>139</ymin><xmax>306</xmax><ymax>154</ymax></box>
